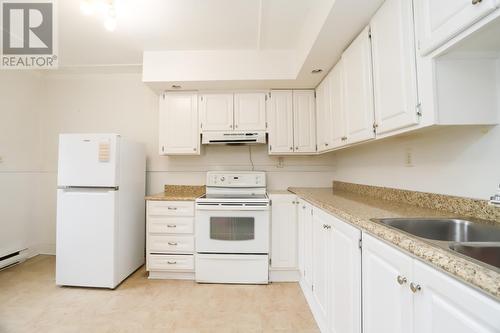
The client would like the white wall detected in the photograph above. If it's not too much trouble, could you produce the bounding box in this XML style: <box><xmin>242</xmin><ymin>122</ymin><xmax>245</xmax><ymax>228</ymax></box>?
<box><xmin>0</xmin><ymin>71</ymin><xmax>44</xmax><ymax>257</ymax></box>
<box><xmin>333</xmin><ymin>125</ymin><xmax>500</xmax><ymax>200</ymax></box>
<box><xmin>37</xmin><ymin>71</ymin><xmax>336</xmax><ymax>252</ymax></box>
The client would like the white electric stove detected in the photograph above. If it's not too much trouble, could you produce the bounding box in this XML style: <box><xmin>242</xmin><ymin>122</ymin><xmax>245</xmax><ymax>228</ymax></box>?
<box><xmin>195</xmin><ymin>171</ymin><xmax>270</xmax><ymax>284</ymax></box>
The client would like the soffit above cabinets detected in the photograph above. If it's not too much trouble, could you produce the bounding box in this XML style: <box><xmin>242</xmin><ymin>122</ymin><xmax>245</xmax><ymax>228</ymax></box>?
<box><xmin>141</xmin><ymin>0</ymin><xmax>384</xmax><ymax>91</ymax></box>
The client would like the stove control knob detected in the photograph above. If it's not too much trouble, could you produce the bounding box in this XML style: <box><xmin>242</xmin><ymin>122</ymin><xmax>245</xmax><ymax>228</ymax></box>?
<box><xmin>220</xmin><ymin>176</ymin><xmax>226</xmax><ymax>182</ymax></box>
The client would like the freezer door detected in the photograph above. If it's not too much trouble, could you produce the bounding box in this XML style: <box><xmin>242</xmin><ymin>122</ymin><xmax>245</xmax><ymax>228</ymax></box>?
<box><xmin>57</xmin><ymin>134</ymin><xmax>119</xmax><ymax>187</ymax></box>
<box><xmin>56</xmin><ymin>188</ymin><xmax>118</xmax><ymax>288</ymax></box>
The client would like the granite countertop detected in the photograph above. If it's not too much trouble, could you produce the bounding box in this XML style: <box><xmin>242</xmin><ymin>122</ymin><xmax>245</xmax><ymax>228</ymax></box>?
<box><xmin>145</xmin><ymin>185</ymin><xmax>205</xmax><ymax>201</ymax></box>
<box><xmin>288</xmin><ymin>186</ymin><xmax>500</xmax><ymax>300</ymax></box>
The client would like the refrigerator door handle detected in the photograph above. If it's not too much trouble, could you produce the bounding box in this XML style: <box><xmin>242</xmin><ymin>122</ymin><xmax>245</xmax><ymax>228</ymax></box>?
<box><xmin>58</xmin><ymin>186</ymin><xmax>119</xmax><ymax>191</ymax></box>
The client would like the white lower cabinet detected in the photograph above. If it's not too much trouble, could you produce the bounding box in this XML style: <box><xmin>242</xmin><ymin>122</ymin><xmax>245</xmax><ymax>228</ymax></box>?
<box><xmin>299</xmin><ymin>204</ymin><xmax>362</xmax><ymax>333</ymax></box>
<box><xmin>363</xmin><ymin>233</ymin><xmax>500</xmax><ymax>333</ymax></box>
<box><xmin>269</xmin><ymin>193</ymin><xmax>299</xmax><ymax>281</ymax></box>
<box><xmin>362</xmin><ymin>233</ymin><xmax>413</xmax><ymax>333</ymax></box>
<box><xmin>146</xmin><ymin>200</ymin><xmax>195</xmax><ymax>280</ymax></box>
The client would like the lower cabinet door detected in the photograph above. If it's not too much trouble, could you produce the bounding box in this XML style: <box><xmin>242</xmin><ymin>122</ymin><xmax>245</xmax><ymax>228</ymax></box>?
<box><xmin>270</xmin><ymin>194</ymin><xmax>297</xmax><ymax>269</ymax></box>
<box><xmin>302</xmin><ymin>203</ymin><xmax>314</xmax><ymax>289</ymax></box>
<box><xmin>413</xmin><ymin>259</ymin><xmax>500</xmax><ymax>333</ymax></box>
<box><xmin>329</xmin><ymin>216</ymin><xmax>362</xmax><ymax>333</ymax></box>
<box><xmin>312</xmin><ymin>208</ymin><xmax>331</xmax><ymax>324</ymax></box>
<box><xmin>362</xmin><ymin>234</ymin><xmax>413</xmax><ymax>333</ymax></box>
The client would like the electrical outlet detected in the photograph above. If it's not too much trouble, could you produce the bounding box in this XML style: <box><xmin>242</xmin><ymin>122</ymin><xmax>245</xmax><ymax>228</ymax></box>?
<box><xmin>405</xmin><ymin>148</ymin><xmax>413</xmax><ymax>167</ymax></box>
<box><xmin>277</xmin><ymin>157</ymin><xmax>284</xmax><ymax>168</ymax></box>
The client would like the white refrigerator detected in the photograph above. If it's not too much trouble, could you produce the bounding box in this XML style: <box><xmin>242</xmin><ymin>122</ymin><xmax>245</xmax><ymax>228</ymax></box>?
<box><xmin>56</xmin><ymin>133</ymin><xmax>145</xmax><ymax>289</ymax></box>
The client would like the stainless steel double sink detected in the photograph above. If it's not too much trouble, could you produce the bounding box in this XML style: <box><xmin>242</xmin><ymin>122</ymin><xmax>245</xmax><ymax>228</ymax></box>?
<box><xmin>370</xmin><ymin>218</ymin><xmax>500</xmax><ymax>270</ymax></box>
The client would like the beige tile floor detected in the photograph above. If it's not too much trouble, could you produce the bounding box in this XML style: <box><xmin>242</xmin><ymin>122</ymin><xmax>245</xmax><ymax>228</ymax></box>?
<box><xmin>0</xmin><ymin>255</ymin><xmax>319</xmax><ymax>333</ymax></box>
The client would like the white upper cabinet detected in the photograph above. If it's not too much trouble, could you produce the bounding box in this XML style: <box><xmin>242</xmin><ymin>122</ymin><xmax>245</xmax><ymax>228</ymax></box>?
<box><xmin>371</xmin><ymin>0</ymin><xmax>420</xmax><ymax>135</ymax></box>
<box><xmin>159</xmin><ymin>92</ymin><xmax>200</xmax><ymax>155</ymax></box>
<box><xmin>362</xmin><ymin>234</ymin><xmax>414</xmax><ymax>333</ymax></box>
<box><xmin>199</xmin><ymin>93</ymin><xmax>234</xmax><ymax>131</ymax></box>
<box><xmin>234</xmin><ymin>92</ymin><xmax>267</xmax><ymax>131</ymax></box>
<box><xmin>293</xmin><ymin>90</ymin><xmax>317</xmax><ymax>153</ymax></box>
<box><xmin>328</xmin><ymin>60</ymin><xmax>346</xmax><ymax>149</ymax></box>
<box><xmin>417</xmin><ymin>0</ymin><xmax>499</xmax><ymax>55</ymax></box>
<box><xmin>316</xmin><ymin>77</ymin><xmax>332</xmax><ymax>152</ymax></box>
<box><xmin>270</xmin><ymin>194</ymin><xmax>297</xmax><ymax>270</ymax></box>
<box><xmin>268</xmin><ymin>90</ymin><xmax>294</xmax><ymax>154</ymax></box>
<box><xmin>342</xmin><ymin>27</ymin><xmax>376</xmax><ymax>145</ymax></box>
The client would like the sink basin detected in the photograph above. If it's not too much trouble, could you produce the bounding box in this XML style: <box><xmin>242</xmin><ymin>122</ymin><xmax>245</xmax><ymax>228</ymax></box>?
<box><xmin>449</xmin><ymin>244</ymin><xmax>500</xmax><ymax>269</ymax></box>
<box><xmin>373</xmin><ymin>218</ymin><xmax>500</xmax><ymax>242</ymax></box>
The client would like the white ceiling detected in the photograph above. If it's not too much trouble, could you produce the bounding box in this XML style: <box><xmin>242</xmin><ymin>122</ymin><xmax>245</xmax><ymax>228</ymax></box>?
<box><xmin>58</xmin><ymin>0</ymin><xmax>318</xmax><ymax>67</ymax></box>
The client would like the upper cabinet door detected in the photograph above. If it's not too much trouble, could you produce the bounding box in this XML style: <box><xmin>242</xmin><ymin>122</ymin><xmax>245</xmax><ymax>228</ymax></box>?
<box><xmin>315</xmin><ymin>77</ymin><xmax>332</xmax><ymax>153</ymax></box>
<box><xmin>234</xmin><ymin>92</ymin><xmax>267</xmax><ymax>131</ymax></box>
<box><xmin>418</xmin><ymin>0</ymin><xmax>499</xmax><ymax>55</ymax></box>
<box><xmin>293</xmin><ymin>90</ymin><xmax>317</xmax><ymax>153</ymax></box>
<box><xmin>342</xmin><ymin>27</ymin><xmax>376</xmax><ymax>145</ymax></box>
<box><xmin>329</xmin><ymin>60</ymin><xmax>347</xmax><ymax>149</ymax></box>
<box><xmin>268</xmin><ymin>91</ymin><xmax>294</xmax><ymax>154</ymax></box>
<box><xmin>159</xmin><ymin>92</ymin><xmax>200</xmax><ymax>155</ymax></box>
<box><xmin>413</xmin><ymin>259</ymin><xmax>500</xmax><ymax>333</ymax></box>
<box><xmin>371</xmin><ymin>0</ymin><xmax>420</xmax><ymax>135</ymax></box>
<box><xmin>199</xmin><ymin>93</ymin><xmax>234</xmax><ymax>131</ymax></box>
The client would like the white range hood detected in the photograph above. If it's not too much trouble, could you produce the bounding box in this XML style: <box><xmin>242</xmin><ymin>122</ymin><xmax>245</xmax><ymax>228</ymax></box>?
<box><xmin>201</xmin><ymin>131</ymin><xmax>266</xmax><ymax>145</ymax></box>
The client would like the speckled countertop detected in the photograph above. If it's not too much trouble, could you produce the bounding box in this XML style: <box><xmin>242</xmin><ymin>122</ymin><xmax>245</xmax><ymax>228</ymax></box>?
<box><xmin>145</xmin><ymin>185</ymin><xmax>205</xmax><ymax>201</ymax></box>
<box><xmin>288</xmin><ymin>186</ymin><xmax>500</xmax><ymax>300</ymax></box>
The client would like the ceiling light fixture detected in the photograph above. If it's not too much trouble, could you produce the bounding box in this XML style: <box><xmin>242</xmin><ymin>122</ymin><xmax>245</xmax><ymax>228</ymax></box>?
<box><xmin>80</xmin><ymin>0</ymin><xmax>118</xmax><ymax>31</ymax></box>
<box><xmin>311</xmin><ymin>69</ymin><xmax>323</xmax><ymax>74</ymax></box>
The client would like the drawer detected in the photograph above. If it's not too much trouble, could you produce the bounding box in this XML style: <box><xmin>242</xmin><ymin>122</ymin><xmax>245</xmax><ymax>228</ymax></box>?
<box><xmin>147</xmin><ymin>201</ymin><xmax>194</xmax><ymax>217</ymax></box>
<box><xmin>148</xmin><ymin>216</ymin><xmax>194</xmax><ymax>234</ymax></box>
<box><xmin>148</xmin><ymin>254</ymin><xmax>194</xmax><ymax>271</ymax></box>
<box><xmin>149</xmin><ymin>235</ymin><xmax>194</xmax><ymax>253</ymax></box>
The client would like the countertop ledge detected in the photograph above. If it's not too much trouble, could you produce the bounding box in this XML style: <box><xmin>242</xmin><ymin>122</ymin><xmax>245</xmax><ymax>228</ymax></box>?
<box><xmin>288</xmin><ymin>187</ymin><xmax>500</xmax><ymax>300</ymax></box>
<box><xmin>145</xmin><ymin>185</ymin><xmax>205</xmax><ymax>201</ymax></box>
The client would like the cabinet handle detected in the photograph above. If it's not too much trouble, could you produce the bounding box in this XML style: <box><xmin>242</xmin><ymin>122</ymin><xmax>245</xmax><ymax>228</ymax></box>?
<box><xmin>168</xmin><ymin>242</ymin><xmax>178</xmax><ymax>246</ymax></box>
<box><xmin>295</xmin><ymin>146</ymin><xmax>299</xmax><ymax>150</ymax></box>
<box><xmin>167</xmin><ymin>224</ymin><xmax>177</xmax><ymax>228</ymax></box>
<box><xmin>167</xmin><ymin>207</ymin><xmax>177</xmax><ymax>210</ymax></box>
<box><xmin>235</xmin><ymin>125</ymin><xmax>238</xmax><ymax>128</ymax></box>
<box><xmin>193</xmin><ymin>148</ymin><xmax>197</xmax><ymax>151</ymax></box>
<box><xmin>409</xmin><ymin>282</ymin><xmax>421</xmax><ymax>293</ymax></box>
<box><xmin>229</xmin><ymin>124</ymin><xmax>233</xmax><ymax>129</ymax></box>
<box><xmin>472</xmin><ymin>0</ymin><xmax>482</xmax><ymax>4</ymax></box>
<box><xmin>396</xmin><ymin>275</ymin><xmax>407</xmax><ymax>285</ymax></box>
<box><xmin>325</xmin><ymin>143</ymin><xmax>329</xmax><ymax>147</ymax></box>
<box><xmin>289</xmin><ymin>147</ymin><xmax>293</xmax><ymax>151</ymax></box>
<box><xmin>167</xmin><ymin>261</ymin><xmax>177</xmax><ymax>264</ymax></box>
<box><xmin>302</xmin><ymin>205</ymin><xmax>306</xmax><ymax>209</ymax></box>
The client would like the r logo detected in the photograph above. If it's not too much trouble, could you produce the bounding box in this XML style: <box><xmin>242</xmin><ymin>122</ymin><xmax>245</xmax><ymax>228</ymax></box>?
<box><xmin>2</xmin><ymin>1</ymin><xmax>53</xmax><ymax>54</ymax></box>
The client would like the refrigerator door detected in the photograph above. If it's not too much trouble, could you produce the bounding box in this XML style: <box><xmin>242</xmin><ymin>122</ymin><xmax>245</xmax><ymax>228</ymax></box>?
<box><xmin>57</xmin><ymin>134</ymin><xmax>119</xmax><ymax>187</ymax></box>
<box><xmin>56</xmin><ymin>188</ymin><xmax>118</xmax><ymax>288</ymax></box>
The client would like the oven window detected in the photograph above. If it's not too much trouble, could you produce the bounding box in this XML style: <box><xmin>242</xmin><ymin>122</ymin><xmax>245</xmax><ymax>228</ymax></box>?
<box><xmin>210</xmin><ymin>217</ymin><xmax>255</xmax><ymax>241</ymax></box>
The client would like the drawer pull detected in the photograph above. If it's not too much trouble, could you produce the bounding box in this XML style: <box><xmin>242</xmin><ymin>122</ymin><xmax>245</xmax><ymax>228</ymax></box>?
<box><xmin>167</xmin><ymin>207</ymin><xmax>178</xmax><ymax>210</ymax></box>
<box><xmin>167</xmin><ymin>261</ymin><xmax>177</xmax><ymax>264</ymax></box>
<box><xmin>472</xmin><ymin>0</ymin><xmax>482</xmax><ymax>4</ymax></box>
<box><xmin>167</xmin><ymin>224</ymin><xmax>177</xmax><ymax>228</ymax></box>
<box><xmin>168</xmin><ymin>242</ymin><xmax>178</xmax><ymax>246</ymax></box>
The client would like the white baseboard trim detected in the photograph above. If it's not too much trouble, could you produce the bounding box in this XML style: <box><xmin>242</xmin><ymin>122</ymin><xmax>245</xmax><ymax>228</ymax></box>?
<box><xmin>269</xmin><ymin>269</ymin><xmax>300</xmax><ymax>282</ymax></box>
<box><xmin>37</xmin><ymin>243</ymin><xmax>56</xmax><ymax>255</ymax></box>
<box><xmin>299</xmin><ymin>278</ymin><xmax>327</xmax><ymax>333</ymax></box>
<box><xmin>148</xmin><ymin>271</ymin><xmax>195</xmax><ymax>280</ymax></box>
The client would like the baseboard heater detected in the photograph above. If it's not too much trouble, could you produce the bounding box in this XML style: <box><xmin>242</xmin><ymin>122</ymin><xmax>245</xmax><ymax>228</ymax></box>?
<box><xmin>0</xmin><ymin>250</ymin><xmax>28</xmax><ymax>271</ymax></box>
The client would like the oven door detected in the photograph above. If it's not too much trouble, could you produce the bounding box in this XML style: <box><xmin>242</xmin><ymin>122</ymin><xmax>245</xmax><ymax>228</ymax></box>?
<box><xmin>195</xmin><ymin>205</ymin><xmax>269</xmax><ymax>254</ymax></box>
